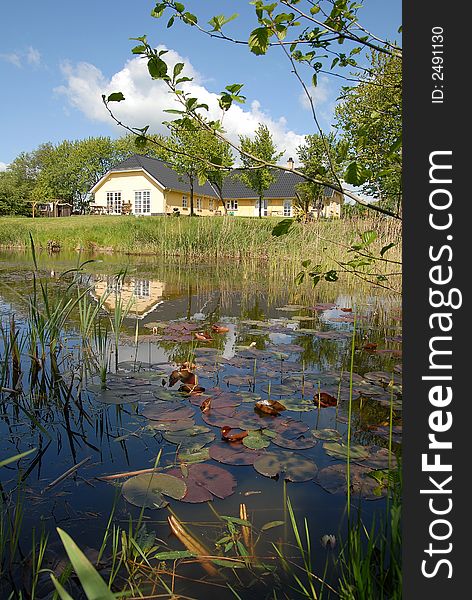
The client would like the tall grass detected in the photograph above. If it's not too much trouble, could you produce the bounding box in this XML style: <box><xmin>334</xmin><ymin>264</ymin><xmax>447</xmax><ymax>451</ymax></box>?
<box><xmin>0</xmin><ymin>215</ymin><xmax>402</xmax><ymax>265</ymax></box>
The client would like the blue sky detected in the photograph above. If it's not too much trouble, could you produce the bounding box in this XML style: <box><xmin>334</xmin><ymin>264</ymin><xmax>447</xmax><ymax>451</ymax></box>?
<box><xmin>0</xmin><ymin>0</ymin><xmax>401</xmax><ymax>168</ymax></box>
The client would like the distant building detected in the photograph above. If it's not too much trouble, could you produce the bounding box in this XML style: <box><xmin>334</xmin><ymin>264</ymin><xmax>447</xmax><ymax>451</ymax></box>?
<box><xmin>89</xmin><ymin>154</ymin><xmax>343</xmax><ymax>218</ymax></box>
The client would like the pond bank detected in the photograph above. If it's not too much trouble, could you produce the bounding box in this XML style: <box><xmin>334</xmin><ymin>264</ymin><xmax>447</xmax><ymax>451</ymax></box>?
<box><xmin>0</xmin><ymin>215</ymin><xmax>402</xmax><ymax>262</ymax></box>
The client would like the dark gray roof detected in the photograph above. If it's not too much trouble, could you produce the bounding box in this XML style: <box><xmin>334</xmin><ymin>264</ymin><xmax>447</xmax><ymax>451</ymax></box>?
<box><xmin>108</xmin><ymin>154</ymin><xmax>306</xmax><ymax>199</ymax></box>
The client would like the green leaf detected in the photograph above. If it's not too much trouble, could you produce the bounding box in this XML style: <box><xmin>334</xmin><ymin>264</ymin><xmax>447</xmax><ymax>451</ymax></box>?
<box><xmin>271</xmin><ymin>218</ymin><xmax>293</xmax><ymax>237</ymax></box>
<box><xmin>295</xmin><ymin>271</ymin><xmax>305</xmax><ymax>286</ymax></box>
<box><xmin>380</xmin><ymin>242</ymin><xmax>396</xmax><ymax>257</ymax></box>
<box><xmin>360</xmin><ymin>230</ymin><xmax>377</xmax><ymax>246</ymax></box>
<box><xmin>344</xmin><ymin>161</ymin><xmax>371</xmax><ymax>186</ymax></box>
<box><xmin>131</xmin><ymin>45</ymin><xmax>147</xmax><ymax>55</ymax></box>
<box><xmin>301</xmin><ymin>259</ymin><xmax>311</xmax><ymax>268</ymax></box>
<box><xmin>56</xmin><ymin>528</ymin><xmax>115</xmax><ymax>600</ymax></box>
<box><xmin>148</xmin><ymin>56</ymin><xmax>168</xmax><ymax>79</ymax></box>
<box><xmin>107</xmin><ymin>92</ymin><xmax>125</xmax><ymax>102</ymax></box>
<box><xmin>50</xmin><ymin>575</ymin><xmax>74</xmax><ymax>600</ymax></box>
<box><xmin>154</xmin><ymin>550</ymin><xmax>196</xmax><ymax>560</ymax></box>
<box><xmin>167</xmin><ymin>15</ymin><xmax>175</xmax><ymax>28</ymax></box>
<box><xmin>248</xmin><ymin>27</ymin><xmax>270</xmax><ymax>55</ymax></box>
<box><xmin>220</xmin><ymin>516</ymin><xmax>252</xmax><ymax>527</ymax></box>
<box><xmin>261</xmin><ymin>520</ymin><xmax>285</xmax><ymax>531</ymax></box>
<box><xmin>324</xmin><ymin>270</ymin><xmax>338</xmax><ymax>282</ymax></box>
<box><xmin>173</xmin><ymin>63</ymin><xmax>185</xmax><ymax>79</ymax></box>
<box><xmin>0</xmin><ymin>448</ymin><xmax>36</xmax><ymax>468</ymax></box>
<box><xmin>174</xmin><ymin>2</ymin><xmax>185</xmax><ymax>12</ymax></box>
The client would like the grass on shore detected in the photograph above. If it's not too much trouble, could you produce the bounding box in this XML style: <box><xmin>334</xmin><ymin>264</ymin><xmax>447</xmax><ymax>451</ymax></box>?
<box><xmin>0</xmin><ymin>215</ymin><xmax>402</xmax><ymax>264</ymax></box>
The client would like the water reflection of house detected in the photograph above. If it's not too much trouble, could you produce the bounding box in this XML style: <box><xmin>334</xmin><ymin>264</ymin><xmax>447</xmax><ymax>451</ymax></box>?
<box><xmin>93</xmin><ymin>277</ymin><xmax>165</xmax><ymax>319</ymax></box>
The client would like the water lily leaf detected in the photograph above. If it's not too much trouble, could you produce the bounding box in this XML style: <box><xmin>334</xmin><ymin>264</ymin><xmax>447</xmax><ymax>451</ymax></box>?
<box><xmin>255</xmin><ymin>399</ymin><xmax>286</xmax><ymax>416</ymax></box>
<box><xmin>323</xmin><ymin>442</ymin><xmax>369</xmax><ymax>461</ymax></box>
<box><xmin>177</xmin><ymin>447</ymin><xmax>210</xmax><ymax>464</ymax></box>
<box><xmin>147</xmin><ymin>418</ymin><xmax>196</xmax><ymax>432</ymax></box>
<box><xmin>243</xmin><ymin>430</ymin><xmax>271</xmax><ymax>449</ymax></box>
<box><xmin>312</xmin><ymin>428</ymin><xmax>342</xmax><ymax>441</ymax></box>
<box><xmin>142</xmin><ymin>403</ymin><xmax>195</xmax><ymax>422</ymax></box>
<box><xmin>254</xmin><ymin>451</ymin><xmax>317</xmax><ymax>482</ymax></box>
<box><xmin>168</xmin><ymin>463</ymin><xmax>236</xmax><ymax>503</ymax></box>
<box><xmin>94</xmin><ymin>390</ymin><xmax>141</xmax><ymax>405</ymax></box>
<box><xmin>361</xmin><ymin>447</ymin><xmax>398</xmax><ymax>470</ymax></box>
<box><xmin>209</xmin><ymin>441</ymin><xmax>262</xmax><ymax>466</ymax></box>
<box><xmin>271</xmin><ymin>418</ymin><xmax>309</xmax><ymax>437</ymax></box>
<box><xmin>162</xmin><ymin>426</ymin><xmax>215</xmax><ymax>449</ymax></box>
<box><xmin>272</xmin><ymin>431</ymin><xmax>317</xmax><ymax>450</ymax></box>
<box><xmin>315</xmin><ymin>463</ymin><xmax>386</xmax><ymax>500</ymax></box>
<box><xmin>224</xmin><ymin>375</ymin><xmax>254</xmax><ymax>387</ymax></box>
<box><xmin>190</xmin><ymin>390</ymin><xmax>242</xmax><ymax>410</ymax></box>
<box><xmin>122</xmin><ymin>473</ymin><xmax>187</xmax><ymax>509</ymax></box>
<box><xmin>277</xmin><ymin>398</ymin><xmax>315</xmax><ymax>412</ymax></box>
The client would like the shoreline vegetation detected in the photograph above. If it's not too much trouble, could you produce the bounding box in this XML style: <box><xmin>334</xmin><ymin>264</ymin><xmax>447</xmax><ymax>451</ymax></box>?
<box><xmin>0</xmin><ymin>215</ymin><xmax>402</xmax><ymax>264</ymax></box>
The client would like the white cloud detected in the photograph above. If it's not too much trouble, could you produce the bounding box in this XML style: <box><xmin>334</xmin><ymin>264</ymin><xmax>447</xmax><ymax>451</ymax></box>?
<box><xmin>55</xmin><ymin>46</ymin><xmax>306</xmax><ymax>162</ymax></box>
<box><xmin>26</xmin><ymin>46</ymin><xmax>41</xmax><ymax>65</ymax></box>
<box><xmin>1</xmin><ymin>46</ymin><xmax>41</xmax><ymax>68</ymax></box>
<box><xmin>0</xmin><ymin>52</ymin><xmax>21</xmax><ymax>68</ymax></box>
<box><xmin>0</xmin><ymin>162</ymin><xmax>8</xmax><ymax>172</ymax></box>
<box><xmin>299</xmin><ymin>75</ymin><xmax>335</xmax><ymax>126</ymax></box>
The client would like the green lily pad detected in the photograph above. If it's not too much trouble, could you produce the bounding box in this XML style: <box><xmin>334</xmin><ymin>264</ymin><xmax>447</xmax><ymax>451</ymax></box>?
<box><xmin>278</xmin><ymin>398</ymin><xmax>316</xmax><ymax>412</ymax></box>
<box><xmin>142</xmin><ymin>403</ymin><xmax>195</xmax><ymax>422</ymax></box>
<box><xmin>323</xmin><ymin>442</ymin><xmax>369</xmax><ymax>461</ymax></box>
<box><xmin>312</xmin><ymin>428</ymin><xmax>342</xmax><ymax>441</ymax></box>
<box><xmin>177</xmin><ymin>447</ymin><xmax>211</xmax><ymax>464</ymax></box>
<box><xmin>122</xmin><ymin>473</ymin><xmax>187</xmax><ymax>509</ymax></box>
<box><xmin>253</xmin><ymin>451</ymin><xmax>317</xmax><ymax>482</ymax></box>
<box><xmin>162</xmin><ymin>425</ymin><xmax>215</xmax><ymax>449</ymax></box>
<box><xmin>243</xmin><ymin>429</ymin><xmax>274</xmax><ymax>450</ymax></box>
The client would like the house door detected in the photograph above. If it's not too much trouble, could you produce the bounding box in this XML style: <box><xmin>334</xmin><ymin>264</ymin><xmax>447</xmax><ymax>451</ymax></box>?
<box><xmin>254</xmin><ymin>199</ymin><xmax>268</xmax><ymax>216</ymax></box>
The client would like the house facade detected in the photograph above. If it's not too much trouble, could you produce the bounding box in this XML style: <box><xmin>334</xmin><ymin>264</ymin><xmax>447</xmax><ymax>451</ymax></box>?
<box><xmin>90</xmin><ymin>154</ymin><xmax>342</xmax><ymax>218</ymax></box>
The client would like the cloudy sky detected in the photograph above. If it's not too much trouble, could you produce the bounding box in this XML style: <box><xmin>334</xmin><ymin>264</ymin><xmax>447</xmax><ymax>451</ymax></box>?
<box><xmin>0</xmin><ymin>0</ymin><xmax>401</xmax><ymax>168</ymax></box>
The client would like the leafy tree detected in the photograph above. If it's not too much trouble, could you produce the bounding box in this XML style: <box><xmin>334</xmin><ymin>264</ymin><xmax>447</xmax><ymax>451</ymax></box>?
<box><xmin>295</xmin><ymin>133</ymin><xmax>345</xmax><ymax>219</ymax></box>
<box><xmin>239</xmin><ymin>124</ymin><xmax>282</xmax><ymax>218</ymax></box>
<box><xmin>335</xmin><ymin>51</ymin><xmax>402</xmax><ymax>215</ymax></box>
<box><xmin>0</xmin><ymin>151</ymin><xmax>42</xmax><ymax>216</ymax></box>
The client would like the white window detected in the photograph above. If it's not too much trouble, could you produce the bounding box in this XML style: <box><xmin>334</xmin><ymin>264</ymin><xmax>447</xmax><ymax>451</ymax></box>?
<box><xmin>196</xmin><ymin>197</ymin><xmax>202</xmax><ymax>211</ymax></box>
<box><xmin>226</xmin><ymin>199</ymin><xmax>238</xmax><ymax>211</ymax></box>
<box><xmin>134</xmin><ymin>279</ymin><xmax>150</xmax><ymax>298</ymax></box>
<box><xmin>283</xmin><ymin>199</ymin><xmax>292</xmax><ymax>217</ymax></box>
<box><xmin>134</xmin><ymin>190</ymin><xmax>151</xmax><ymax>215</ymax></box>
<box><xmin>182</xmin><ymin>195</ymin><xmax>188</xmax><ymax>209</ymax></box>
<box><xmin>209</xmin><ymin>198</ymin><xmax>214</xmax><ymax>211</ymax></box>
<box><xmin>106</xmin><ymin>191</ymin><xmax>122</xmax><ymax>214</ymax></box>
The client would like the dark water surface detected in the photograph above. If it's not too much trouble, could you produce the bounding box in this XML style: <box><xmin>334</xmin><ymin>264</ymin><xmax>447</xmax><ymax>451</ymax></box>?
<box><xmin>0</xmin><ymin>249</ymin><xmax>402</xmax><ymax>599</ymax></box>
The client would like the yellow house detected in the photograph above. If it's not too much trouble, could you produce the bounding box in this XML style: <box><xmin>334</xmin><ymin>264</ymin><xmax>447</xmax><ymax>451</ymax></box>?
<box><xmin>89</xmin><ymin>154</ymin><xmax>343</xmax><ymax>218</ymax></box>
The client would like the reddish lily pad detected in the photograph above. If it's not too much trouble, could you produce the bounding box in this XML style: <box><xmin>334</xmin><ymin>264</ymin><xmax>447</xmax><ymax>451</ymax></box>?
<box><xmin>142</xmin><ymin>404</ymin><xmax>195</xmax><ymax>422</ymax></box>
<box><xmin>209</xmin><ymin>441</ymin><xmax>262</xmax><ymax>466</ymax></box>
<box><xmin>168</xmin><ymin>463</ymin><xmax>237</xmax><ymax>503</ymax></box>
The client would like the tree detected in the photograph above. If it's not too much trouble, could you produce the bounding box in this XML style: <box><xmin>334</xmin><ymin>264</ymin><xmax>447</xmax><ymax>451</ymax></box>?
<box><xmin>200</xmin><ymin>134</ymin><xmax>234</xmax><ymax>215</ymax></box>
<box><xmin>335</xmin><ymin>51</ymin><xmax>402</xmax><ymax>215</ymax></box>
<box><xmin>0</xmin><ymin>151</ymin><xmax>42</xmax><ymax>216</ymax></box>
<box><xmin>104</xmin><ymin>1</ymin><xmax>402</xmax><ymax>219</ymax></box>
<box><xmin>296</xmin><ymin>133</ymin><xmax>345</xmax><ymax>219</ymax></box>
<box><xmin>239</xmin><ymin>124</ymin><xmax>282</xmax><ymax>218</ymax></box>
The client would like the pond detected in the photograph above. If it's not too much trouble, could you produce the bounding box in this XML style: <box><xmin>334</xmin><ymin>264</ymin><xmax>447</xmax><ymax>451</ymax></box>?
<box><xmin>0</xmin><ymin>249</ymin><xmax>402</xmax><ymax>599</ymax></box>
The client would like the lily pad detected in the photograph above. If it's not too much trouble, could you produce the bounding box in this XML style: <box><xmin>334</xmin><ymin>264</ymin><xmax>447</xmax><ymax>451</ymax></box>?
<box><xmin>312</xmin><ymin>428</ymin><xmax>342</xmax><ymax>441</ymax></box>
<box><xmin>177</xmin><ymin>447</ymin><xmax>211</xmax><ymax>464</ymax></box>
<box><xmin>122</xmin><ymin>473</ymin><xmax>187</xmax><ymax>509</ymax></box>
<box><xmin>243</xmin><ymin>429</ymin><xmax>275</xmax><ymax>450</ymax></box>
<box><xmin>209</xmin><ymin>441</ymin><xmax>262</xmax><ymax>466</ymax></box>
<box><xmin>315</xmin><ymin>464</ymin><xmax>387</xmax><ymax>500</ymax></box>
<box><xmin>274</xmin><ymin>398</ymin><xmax>315</xmax><ymax>412</ymax></box>
<box><xmin>360</xmin><ymin>447</ymin><xmax>398</xmax><ymax>470</ymax></box>
<box><xmin>142</xmin><ymin>403</ymin><xmax>195</xmax><ymax>422</ymax></box>
<box><xmin>162</xmin><ymin>426</ymin><xmax>215</xmax><ymax>449</ymax></box>
<box><xmin>323</xmin><ymin>442</ymin><xmax>369</xmax><ymax>461</ymax></box>
<box><xmin>272</xmin><ymin>431</ymin><xmax>317</xmax><ymax>450</ymax></box>
<box><xmin>168</xmin><ymin>463</ymin><xmax>237</xmax><ymax>503</ymax></box>
<box><xmin>254</xmin><ymin>451</ymin><xmax>317</xmax><ymax>482</ymax></box>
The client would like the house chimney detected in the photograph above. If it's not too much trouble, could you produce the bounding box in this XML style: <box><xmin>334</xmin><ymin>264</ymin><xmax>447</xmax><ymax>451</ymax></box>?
<box><xmin>287</xmin><ymin>157</ymin><xmax>294</xmax><ymax>170</ymax></box>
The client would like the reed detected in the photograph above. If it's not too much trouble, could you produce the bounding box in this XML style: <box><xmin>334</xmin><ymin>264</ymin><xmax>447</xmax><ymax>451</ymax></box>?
<box><xmin>0</xmin><ymin>215</ymin><xmax>402</xmax><ymax>265</ymax></box>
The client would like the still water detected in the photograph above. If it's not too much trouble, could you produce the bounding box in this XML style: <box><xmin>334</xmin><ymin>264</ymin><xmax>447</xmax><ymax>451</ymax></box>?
<box><xmin>0</xmin><ymin>249</ymin><xmax>402</xmax><ymax>599</ymax></box>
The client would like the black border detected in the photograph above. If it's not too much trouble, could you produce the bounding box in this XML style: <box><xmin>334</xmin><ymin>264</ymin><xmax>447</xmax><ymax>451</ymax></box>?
<box><xmin>404</xmin><ymin>1</ymin><xmax>468</xmax><ymax>595</ymax></box>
